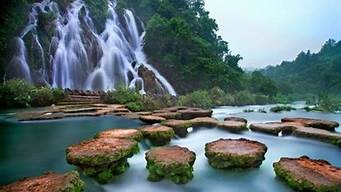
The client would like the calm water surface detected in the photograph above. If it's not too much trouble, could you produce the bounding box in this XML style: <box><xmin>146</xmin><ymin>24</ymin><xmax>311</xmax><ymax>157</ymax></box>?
<box><xmin>0</xmin><ymin>104</ymin><xmax>340</xmax><ymax>192</ymax></box>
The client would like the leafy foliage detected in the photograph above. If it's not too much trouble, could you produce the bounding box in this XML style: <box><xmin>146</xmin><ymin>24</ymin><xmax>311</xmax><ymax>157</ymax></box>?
<box><xmin>262</xmin><ymin>39</ymin><xmax>341</xmax><ymax>95</ymax></box>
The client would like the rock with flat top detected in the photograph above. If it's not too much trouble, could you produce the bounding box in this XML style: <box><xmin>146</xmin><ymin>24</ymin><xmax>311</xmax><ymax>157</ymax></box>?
<box><xmin>249</xmin><ymin>122</ymin><xmax>298</xmax><ymax>135</ymax></box>
<box><xmin>205</xmin><ymin>138</ymin><xmax>267</xmax><ymax>169</ymax></box>
<box><xmin>273</xmin><ymin>156</ymin><xmax>341</xmax><ymax>192</ymax></box>
<box><xmin>293</xmin><ymin>127</ymin><xmax>341</xmax><ymax>147</ymax></box>
<box><xmin>224</xmin><ymin>117</ymin><xmax>247</xmax><ymax>123</ymax></box>
<box><xmin>95</xmin><ymin>129</ymin><xmax>143</xmax><ymax>141</ymax></box>
<box><xmin>66</xmin><ymin>138</ymin><xmax>138</xmax><ymax>183</ymax></box>
<box><xmin>141</xmin><ymin>125</ymin><xmax>175</xmax><ymax>146</ymax></box>
<box><xmin>218</xmin><ymin>121</ymin><xmax>247</xmax><ymax>132</ymax></box>
<box><xmin>0</xmin><ymin>171</ymin><xmax>84</xmax><ymax>192</ymax></box>
<box><xmin>145</xmin><ymin>146</ymin><xmax>196</xmax><ymax>184</ymax></box>
<box><xmin>139</xmin><ymin>115</ymin><xmax>166</xmax><ymax>124</ymax></box>
<box><xmin>282</xmin><ymin>117</ymin><xmax>339</xmax><ymax>131</ymax></box>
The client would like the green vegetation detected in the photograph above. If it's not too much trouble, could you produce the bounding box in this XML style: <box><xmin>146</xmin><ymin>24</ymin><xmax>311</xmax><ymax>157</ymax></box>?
<box><xmin>84</xmin><ymin>0</ymin><xmax>108</xmax><ymax>32</ymax></box>
<box><xmin>0</xmin><ymin>79</ymin><xmax>65</xmax><ymax>108</ymax></box>
<box><xmin>270</xmin><ymin>105</ymin><xmax>296</xmax><ymax>113</ymax></box>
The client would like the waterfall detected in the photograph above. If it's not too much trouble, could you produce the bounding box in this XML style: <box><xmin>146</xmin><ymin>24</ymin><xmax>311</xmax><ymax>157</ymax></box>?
<box><xmin>6</xmin><ymin>0</ymin><xmax>176</xmax><ymax>96</ymax></box>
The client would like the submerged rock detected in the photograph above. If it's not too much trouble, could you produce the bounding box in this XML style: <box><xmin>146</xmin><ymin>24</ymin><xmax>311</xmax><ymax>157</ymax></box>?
<box><xmin>145</xmin><ymin>146</ymin><xmax>196</xmax><ymax>184</ymax></box>
<box><xmin>0</xmin><ymin>171</ymin><xmax>84</xmax><ymax>192</ymax></box>
<box><xmin>205</xmin><ymin>138</ymin><xmax>267</xmax><ymax>169</ymax></box>
<box><xmin>141</xmin><ymin>125</ymin><xmax>175</xmax><ymax>146</ymax></box>
<box><xmin>273</xmin><ymin>156</ymin><xmax>341</xmax><ymax>192</ymax></box>
<box><xmin>281</xmin><ymin>117</ymin><xmax>339</xmax><ymax>131</ymax></box>
<box><xmin>66</xmin><ymin>138</ymin><xmax>139</xmax><ymax>184</ymax></box>
<box><xmin>139</xmin><ymin>115</ymin><xmax>166</xmax><ymax>124</ymax></box>
<box><xmin>95</xmin><ymin>129</ymin><xmax>143</xmax><ymax>141</ymax></box>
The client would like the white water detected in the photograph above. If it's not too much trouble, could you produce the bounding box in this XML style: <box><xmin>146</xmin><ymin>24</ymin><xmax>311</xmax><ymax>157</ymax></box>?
<box><xmin>7</xmin><ymin>0</ymin><xmax>176</xmax><ymax>95</ymax></box>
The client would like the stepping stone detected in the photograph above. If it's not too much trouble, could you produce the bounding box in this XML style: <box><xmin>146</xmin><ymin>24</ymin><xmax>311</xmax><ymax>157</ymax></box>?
<box><xmin>152</xmin><ymin>112</ymin><xmax>181</xmax><ymax>119</ymax></box>
<box><xmin>177</xmin><ymin>108</ymin><xmax>213</xmax><ymax>120</ymax></box>
<box><xmin>145</xmin><ymin>146</ymin><xmax>196</xmax><ymax>184</ymax></box>
<box><xmin>141</xmin><ymin>125</ymin><xmax>175</xmax><ymax>146</ymax></box>
<box><xmin>218</xmin><ymin>120</ymin><xmax>247</xmax><ymax>132</ymax></box>
<box><xmin>205</xmin><ymin>138</ymin><xmax>267</xmax><ymax>169</ymax></box>
<box><xmin>139</xmin><ymin>115</ymin><xmax>166</xmax><ymax>124</ymax></box>
<box><xmin>249</xmin><ymin>122</ymin><xmax>298</xmax><ymax>135</ymax></box>
<box><xmin>0</xmin><ymin>171</ymin><xmax>84</xmax><ymax>192</ymax></box>
<box><xmin>224</xmin><ymin>117</ymin><xmax>247</xmax><ymax>123</ymax></box>
<box><xmin>95</xmin><ymin>129</ymin><xmax>143</xmax><ymax>141</ymax></box>
<box><xmin>66</xmin><ymin>138</ymin><xmax>139</xmax><ymax>184</ymax></box>
<box><xmin>282</xmin><ymin>117</ymin><xmax>339</xmax><ymax>131</ymax></box>
<box><xmin>273</xmin><ymin>156</ymin><xmax>341</xmax><ymax>192</ymax></box>
<box><xmin>161</xmin><ymin>119</ymin><xmax>193</xmax><ymax>137</ymax></box>
<box><xmin>293</xmin><ymin>127</ymin><xmax>341</xmax><ymax>147</ymax></box>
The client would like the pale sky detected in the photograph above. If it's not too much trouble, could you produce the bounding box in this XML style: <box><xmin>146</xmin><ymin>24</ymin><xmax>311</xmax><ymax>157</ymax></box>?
<box><xmin>204</xmin><ymin>0</ymin><xmax>341</xmax><ymax>69</ymax></box>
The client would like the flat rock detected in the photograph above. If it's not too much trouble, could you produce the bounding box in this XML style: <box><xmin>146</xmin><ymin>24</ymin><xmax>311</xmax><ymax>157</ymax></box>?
<box><xmin>218</xmin><ymin>121</ymin><xmax>247</xmax><ymax>132</ymax></box>
<box><xmin>161</xmin><ymin>119</ymin><xmax>192</xmax><ymax>137</ymax></box>
<box><xmin>0</xmin><ymin>171</ymin><xmax>84</xmax><ymax>192</ymax></box>
<box><xmin>293</xmin><ymin>127</ymin><xmax>341</xmax><ymax>147</ymax></box>
<box><xmin>95</xmin><ymin>129</ymin><xmax>143</xmax><ymax>141</ymax></box>
<box><xmin>282</xmin><ymin>117</ymin><xmax>339</xmax><ymax>131</ymax></box>
<box><xmin>224</xmin><ymin>117</ymin><xmax>247</xmax><ymax>123</ymax></box>
<box><xmin>66</xmin><ymin>138</ymin><xmax>138</xmax><ymax>166</ymax></box>
<box><xmin>145</xmin><ymin>145</ymin><xmax>196</xmax><ymax>184</ymax></box>
<box><xmin>141</xmin><ymin>125</ymin><xmax>175</xmax><ymax>146</ymax></box>
<box><xmin>177</xmin><ymin>108</ymin><xmax>213</xmax><ymax>120</ymax></box>
<box><xmin>205</xmin><ymin>138</ymin><xmax>267</xmax><ymax>169</ymax></box>
<box><xmin>152</xmin><ymin>112</ymin><xmax>181</xmax><ymax>119</ymax></box>
<box><xmin>139</xmin><ymin>115</ymin><xmax>166</xmax><ymax>124</ymax></box>
<box><xmin>273</xmin><ymin>156</ymin><xmax>341</xmax><ymax>192</ymax></box>
<box><xmin>249</xmin><ymin>122</ymin><xmax>298</xmax><ymax>135</ymax></box>
<box><xmin>16</xmin><ymin>112</ymin><xmax>64</xmax><ymax>121</ymax></box>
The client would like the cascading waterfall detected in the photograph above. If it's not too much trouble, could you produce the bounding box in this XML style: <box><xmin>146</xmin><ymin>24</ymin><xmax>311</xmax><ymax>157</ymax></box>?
<box><xmin>6</xmin><ymin>0</ymin><xmax>176</xmax><ymax>95</ymax></box>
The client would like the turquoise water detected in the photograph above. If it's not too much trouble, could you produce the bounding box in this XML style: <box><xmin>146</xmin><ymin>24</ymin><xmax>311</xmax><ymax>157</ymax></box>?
<box><xmin>0</xmin><ymin>105</ymin><xmax>340</xmax><ymax>192</ymax></box>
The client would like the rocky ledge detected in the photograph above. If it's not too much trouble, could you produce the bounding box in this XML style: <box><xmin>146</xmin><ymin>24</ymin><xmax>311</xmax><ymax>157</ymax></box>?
<box><xmin>145</xmin><ymin>146</ymin><xmax>196</xmax><ymax>184</ymax></box>
<box><xmin>205</xmin><ymin>138</ymin><xmax>267</xmax><ymax>169</ymax></box>
<box><xmin>281</xmin><ymin>117</ymin><xmax>339</xmax><ymax>131</ymax></box>
<box><xmin>162</xmin><ymin>117</ymin><xmax>247</xmax><ymax>137</ymax></box>
<box><xmin>66</xmin><ymin>138</ymin><xmax>139</xmax><ymax>184</ymax></box>
<box><xmin>273</xmin><ymin>156</ymin><xmax>341</xmax><ymax>192</ymax></box>
<box><xmin>95</xmin><ymin>128</ymin><xmax>143</xmax><ymax>141</ymax></box>
<box><xmin>0</xmin><ymin>171</ymin><xmax>84</xmax><ymax>192</ymax></box>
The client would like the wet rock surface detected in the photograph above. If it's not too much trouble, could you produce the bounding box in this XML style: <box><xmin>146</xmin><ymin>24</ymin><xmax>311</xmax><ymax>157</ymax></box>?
<box><xmin>281</xmin><ymin>117</ymin><xmax>339</xmax><ymax>131</ymax></box>
<box><xmin>66</xmin><ymin>138</ymin><xmax>138</xmax><ymax>184</ymax></box>
<box><xmin>145</xmin><ymin>146</ymin><xmax>196</xmax><ymax>184</ymax></box>
<box><xmin>218</xmin><ymin>120</ymin><xmax>247</xmax><ymax>132</ymax></box>
<box><xmin>139</xmin><ymin>115</ymin><xmax>166</xmax><ymax>124</ymax></box>
<box><xmin>249</xmin><ymin>122</ymin><xmax>298</xmax><ymax>135</ymax></box>
<box><xmin>141</xmin><ymin>125</ymin><xmax>175</xmax><ymax>146</ymax></box>
<box><xmin>205</xmin><ymin>138</ymin><xmax>267</xmax><ymax>169</ymax></box>
<box><xmin>273</xmin><ymin>156</ymin><xmax>341</xmax><ymax>192</ymax></box>
<box><xmin>95</xmin><ymin>129</ymin><xmax>143</xmax><ymax>141</ymax></box>
<box><xmin>0</xmin><ymin>171</ymin><xmax>84</xmax><ymax>192</ymax></box>
<box><xmin>224</xmin><ymin>117</ymin><xmax>248</xmax><ymax>123</ymax></box>
<box><xmin>293</xmin><ymin>127</ymin><xmax>341</xmax><ymax>147</ymax></box>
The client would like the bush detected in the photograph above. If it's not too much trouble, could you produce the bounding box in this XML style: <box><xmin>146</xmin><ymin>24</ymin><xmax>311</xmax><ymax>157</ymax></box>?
<box><xmin>0</xmin><ymin>79</ymin><xmax>34</xmax><ymax>108</ymax></box>
<box><xmin>209</xmin><ymin>87</ymin><xmax>226</xmax><ymax>106</ymax></box>
<box><xmin>177</xmin><ymin>90</ymin><xmax>213</xmax><ymax>109</ymax></box>
<box><xmin>270</xmin><ymin>105</ymin><xmax>296</xmax><ymax>113</ymax></box>
<box><xmin>233</xmin><ymin>91</ymin><xmax>255</xmax><ymax>106</ymax></box>
<box><xmin>102</xmin><ymin>86</ymin><xmax>142</xmax><ymax>105</ymax></box>
<box><xmin>254</xmin><ymin>94</ymin><xmax>269</xmax><ymax>105</ymax></box>
<box><xmin>0</xmin><ymin>80</ymin><xmax>65</xmax><ymax>109</ymax></box>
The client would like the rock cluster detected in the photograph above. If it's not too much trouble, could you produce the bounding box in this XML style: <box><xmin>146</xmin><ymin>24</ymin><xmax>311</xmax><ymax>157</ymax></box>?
<box><xmin>66</xmin><ymin>138</ymin><xmax>139</xmax><ymax>184</ymax></box>
<box><xmin>205</xmin><ymin>138</ymin><xmax>267</xmax><ymax>169</ymax></box>
<box><xmin>141</xmin><ymin>125</ymin><xmax>175</xmax><ymax>146</ymax></box>
<box><xmin>145</xmin><ymin>146</ymin><xmax>196</xmax><ymax>184</ymax></box>
<box><xmin>0</xmin><ymin>171</ymin><xmax>84</xmax><ymax>192</ymax></box>
<box><xmin>273</xmin><ymin>156</ymin><xmax>341</xmax><ymax>192</ymax></box>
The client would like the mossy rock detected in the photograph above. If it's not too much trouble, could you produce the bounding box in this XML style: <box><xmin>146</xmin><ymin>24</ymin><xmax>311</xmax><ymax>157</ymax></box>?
<box><xmin>0</xmin><ymin>171</ymin><xmax>84</xmax><ymax>192</ymax></box>
<box><xmin>141</xmin><ymin>125</ymin><xmax>175</xmax><ymax>146</ymax></box>
<box><xmin>292</xmin><ymin>127</ymin><xmax>341</xmax><ymax>147</ymax></box>
<box><xmin>95</xmin><ymin>128</ymin><xmax>143</xmax><ymax>141</ymax></box>
<box><xmin>273</xmin><ymin>156</ymin><xmax>341</xmax><ymax>192</ymax></box>
<box><xmin>281</xmin><ymin>117</ymin><xmax>339</xmax><ymax>131</ymax></box>
<box><xmin>145</xmin><ymin>145</ymin><xmax>196</xmax><ymax>184</ymax></box>
<box><xmin>218</xmin><ymin>121</ymin><xmax>247</xmax><ymax>132</ymax></box>
<box><xmin>66</xmin><ymin>138</ymin><xmax>139</xmax><ymax>183</ymax></box>
<box><xmin>224</xmin><ymin>117</ymin><xmax>247</xmax><ymax>123</ymax></box>
<box><xmin>139</xmin><ymin>115</ymin><xmax>166</xmax><ymax>124</ymax></box>
<box><xmin>205</xmin><ymin>138</ymin><xmax>267</xmax><ymax>169</ymax></box>
<box><xmin>249</xmin><ymin>122</ymin><xmax>298</xmax><ymax>135</ymax></box>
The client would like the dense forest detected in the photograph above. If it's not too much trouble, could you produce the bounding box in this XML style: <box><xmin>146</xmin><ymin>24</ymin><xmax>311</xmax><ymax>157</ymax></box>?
<box><xmin>262</xmin><ymin>39</ymin><xmax>341</xmax><ymax>96</ymax></box>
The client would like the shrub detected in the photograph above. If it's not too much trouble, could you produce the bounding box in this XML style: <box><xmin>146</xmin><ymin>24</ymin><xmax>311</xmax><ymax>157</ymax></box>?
<box><xmin>233</xmin><ymin>91</ymin><xmax>255</xmax><ymax>106</ymax></box>
<box><xmin>270</xmin><ymin>105</ymin><xmax>296</xmax><ymax>113</ymax></box>
<box><xmin>254</xmin><ymin>94</ymin><xmax>269</xmax><ymax>105</ymax></box>
<box><xmin>31</xmin><ymin>87</ymin><xmax>65</xmax><ymax>107</ymax></box>
<box><xmin>0</xmin><ymin>79</ymin><xmax>34</xmax><ymax>108</ymax></box>
<box><xmin>209</xmin><ymin>87</ymin><xmax>226</xmax><ymax>106</ymax></box>
<box><xmin>177</xmin><ymin>90</ymin><xmax>213</xmax><ymax>109</ymax></box>
<box><xmin>102</xmin><ymin>86</ymin><xmax>142</xmax><ymax>105</ymax></box>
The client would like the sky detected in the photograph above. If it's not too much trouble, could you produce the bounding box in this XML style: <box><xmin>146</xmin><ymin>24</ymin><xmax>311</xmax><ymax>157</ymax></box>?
<box><xmin>204</xmin><ymin>0</ymin><xmax>341</xmax><ymax>69</ymax></box>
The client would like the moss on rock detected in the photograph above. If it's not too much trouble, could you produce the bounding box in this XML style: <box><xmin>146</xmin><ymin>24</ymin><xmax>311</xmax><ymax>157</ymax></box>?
<box><xmin>141</xmin><ymin>125</ymin><xmax>175</xmax><ymax>146</ymax></box>
<box><xmin>273</xmin><ymin>156</ymin><xmax>341</xmax><ymax>192</ymax></box>
<box><xmin>205</xmin><ymin>138</ymin><xmax>267</xmax><ymax>169</ymax></box>
<box><xmin>95</xmin><ymin>128</ymin><xmax>143</xmax><ymax>141</ymax></box>
<box><xmin>66</xmin><ymin>138</ymin><xmax>139</xmax><ymax>183</ymax></box>
<box><xmin>145</xmin><ymin>146</ymin><xmax>196</xmax><ymax>184</ymax></box>
<box><xmin>0</xmin><ymin>171</ymin><xmax>84</xmax><ymax>192</ymax></box>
